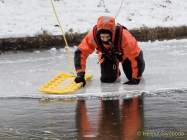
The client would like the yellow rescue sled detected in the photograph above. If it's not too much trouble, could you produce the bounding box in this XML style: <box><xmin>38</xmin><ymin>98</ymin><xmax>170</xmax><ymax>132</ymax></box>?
<box><xmin>39</xmin><ymin>0</ymin><xmax>93</xmax><ymax>94</ymax></box>
<box><xmin>39</xmin><ymin>72</ymin><xmax>92</xmax><ymax>94</ymax></box>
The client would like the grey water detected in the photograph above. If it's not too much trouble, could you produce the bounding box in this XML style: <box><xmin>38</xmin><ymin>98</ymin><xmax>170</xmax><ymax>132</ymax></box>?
<box><xmin>0</xmin><ymin>95</ymin><xmax>186</xmax><ymax>140</ymax></box>
<box><xmin>0</xmin><ymin>39</ymin><xmax>187</xmax><ymax>139</ymax></box>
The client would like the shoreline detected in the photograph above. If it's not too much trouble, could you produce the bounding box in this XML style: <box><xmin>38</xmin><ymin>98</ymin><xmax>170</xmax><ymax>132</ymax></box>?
<box><xmin>0</xmin><ymin>26</ymin><xmax>187</xmax><ymax>52</ymax></box>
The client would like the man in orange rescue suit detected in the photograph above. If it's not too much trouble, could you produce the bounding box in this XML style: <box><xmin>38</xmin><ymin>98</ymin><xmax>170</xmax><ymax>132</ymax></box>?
<box><xmin>74</xmin><ymin>16</ymin><xmax>145</xmax><ymax>86</ymax></box>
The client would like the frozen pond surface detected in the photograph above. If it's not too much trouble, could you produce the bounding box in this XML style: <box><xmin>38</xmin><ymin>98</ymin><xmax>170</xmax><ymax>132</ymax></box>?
<box><xmin>0</xmin><ymin>39</ymin><xmax>187</xmax><ymax>99</ymax></box>
<box><xmin>0</xmin><ymin>39</ymin><xmax>187</xmax><ymax>139</ymax></box>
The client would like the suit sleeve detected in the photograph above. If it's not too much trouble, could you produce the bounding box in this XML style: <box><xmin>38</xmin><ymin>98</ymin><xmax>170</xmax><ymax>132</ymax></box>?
<box><xmin>74</xmin><ymin>30</ymin><xmax>97</xmax><ymax>73</ymax></box>
<box><xmin>121</xmin><ymin>29</ymin><xmax>141</xmax><ymax>79</ymax></box>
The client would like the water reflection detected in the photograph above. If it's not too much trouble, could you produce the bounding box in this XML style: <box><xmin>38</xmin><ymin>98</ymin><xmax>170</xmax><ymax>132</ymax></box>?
<box><xmin>76</xmin><ymin>96</ymin><xmax>144</xmax><ymax>140</ymax></box>
<box><xmin>121</xmin><ymin>97</ymin><xmax>144</xmax><ymax>140</ymax></box>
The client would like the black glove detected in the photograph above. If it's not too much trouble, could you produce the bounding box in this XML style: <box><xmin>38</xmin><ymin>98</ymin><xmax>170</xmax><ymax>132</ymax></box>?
<box><xmin>74</xmin><ymin>72</ymin><xmax>86</xmax><ymax>87</ymax></box>
<box><xmin>124</xmin><ymin>78</ymin><xmax>140</xmax><ymax>85</ymax></box>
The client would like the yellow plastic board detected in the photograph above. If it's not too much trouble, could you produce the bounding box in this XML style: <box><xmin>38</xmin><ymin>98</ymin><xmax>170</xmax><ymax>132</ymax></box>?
<box><xmin>39</xmin><ymin>72</ymin><xmax>92</xmax><ymax>94</ymax></box>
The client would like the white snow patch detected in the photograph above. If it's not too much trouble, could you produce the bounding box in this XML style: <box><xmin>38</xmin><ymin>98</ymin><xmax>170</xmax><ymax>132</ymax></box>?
<box><xmin>0</xmin><ymin>0</ymin><xmax>186</xmax><ymax>38</ymax></box>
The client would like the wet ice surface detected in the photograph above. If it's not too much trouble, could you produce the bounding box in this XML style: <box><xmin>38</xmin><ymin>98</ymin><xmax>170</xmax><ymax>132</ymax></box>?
<box><xmin>0</xmin><ymin>39</ymin><xmax>187</xmax><ymax>99</ymax></box>
<box><xmin>0</xmin><ymin>39</ymin><xmax>187</xmax><ymax>139</ymax></box>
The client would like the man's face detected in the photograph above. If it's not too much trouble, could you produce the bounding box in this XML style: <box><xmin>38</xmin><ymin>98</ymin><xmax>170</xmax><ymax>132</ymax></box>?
<box><xmin>100</xmin><ymin>33</ymin><xmax>111</xmax><ymax>42</ymax></box>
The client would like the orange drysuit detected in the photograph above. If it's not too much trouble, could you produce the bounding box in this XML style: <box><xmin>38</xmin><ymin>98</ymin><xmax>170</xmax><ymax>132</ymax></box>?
<box><xmin>74</xmin><ymin>16</ymin><xmax>142</xmax><ymax>79</ymax></box>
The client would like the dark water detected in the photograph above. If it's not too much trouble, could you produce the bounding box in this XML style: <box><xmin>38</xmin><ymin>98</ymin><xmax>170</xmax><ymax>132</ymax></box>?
<box><xmin>0</xmin><ymin>93</ymin><xmax>186</xmax><ymax>140</ymax></box>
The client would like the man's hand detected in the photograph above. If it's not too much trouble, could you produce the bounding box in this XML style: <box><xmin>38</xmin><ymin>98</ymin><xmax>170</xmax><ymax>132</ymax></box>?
<box><xmin>123</xmin><ymin>78</ymin><xmax>140</xmax><ymax>85</ymax></box>
<box><xmin>74</xmin><ymin>72</ymin><xmax>86</xmax><ymax>87</ymax></box>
